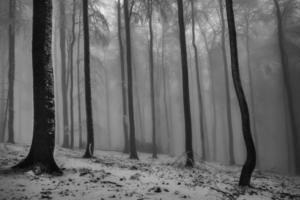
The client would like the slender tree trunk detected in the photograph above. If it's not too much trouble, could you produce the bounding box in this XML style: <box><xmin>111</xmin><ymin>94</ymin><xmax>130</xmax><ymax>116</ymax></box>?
<box><xmin>177</xmin><ymin>0</ymin><xmax>194</xmax><ymax>167</ymax></box>
<box><xmin>148</xmin><ymin>0</ymin><xmax>157</xmax><ymax>159</ymax></box>
<box><xmin>225</xmin><ymin>0</ymin><xmax>256</xmax><ymax>186</ymax></box>
<box><xmin>273</xmin><ymin>0</ymin><xmax>300</xmax><ymax>174</ymax></box>
<box><xmin>13</xmin><ymin>0</ymin><xmax>61</xmax><ymax>174</ymax></box>
<box><xmin>124</xmin><ymin>0</ymin><xmax>138</xmax><ymax>159</ymax></box>
<box><xmin>1</xmin><ymin>99</ymin><xmax>8</xmax><ymax>142</ymax></box>
<box><xmin>77</xmin><ymin>7</ymin><xmax>83</xmax><ymax>149</ymax></box>
<box><xmin>104</xmin><ymin>73</ymin><xmax>111</xmax><ymax>149</ymax></box>
<box><xmin>117</xmin><ymin>0</ymin><xmax>129</xmax><ymax>153</ymax></box>
<box><xmin>7</xmin><ymin>0</ymin><xmax>16</xmax><ymax>144</ymax></box>
<box><xmin>219</xmin><ymin>0</ymin><xmax>234</xmax><ymax>165</ymax></box>
<box><xmin>82</xmin><ymin>0</ymin><xmax>95</xmax><ymax>158</ymax></box>
<box><xmin>191</xmin><ymin>0</ymin><xmax>206</xmax><ymax>160</ymax></box>
<box><xmin>60</xmin><ymin>1</ymin><xmax>69</xmax><ymax>148</ymax></box>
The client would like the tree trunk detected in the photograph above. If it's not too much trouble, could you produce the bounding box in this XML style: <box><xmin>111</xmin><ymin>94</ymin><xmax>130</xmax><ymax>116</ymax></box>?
<box><xmin>82</xmin><ymin>0</ymin><xmax>95</xmax><ymax>158</ymax></box>
<box><xmin>273</xmin><ymin>0</ymin><xmax>300</xmax><ymax>174</ymax></box>
<box><xmin>13</xmin><ymin>0</ymin><xmax>61</xmax><ymax>174</ymax></box>
<box><xmin>69</xmin><ymin>0</ymin><xmax>76</xmax><ymax>149</ymax></box>
<box><xmin>148</xmin><ymin>0</ymin><xmax>157</xmax><ymax>159</ymax></box>
<box><xmin>218</xmin><ymin>0</ymin><xmax>234</xmax><ymax>165</ymax></box>
<box><xmin>7</xmin><ymin>0</ymin><xmax>16</xmax><ymax>144</ymax></box>
<box><xmin>177</xmin><ymin>0</ymin><xmax>194</xmax><ymax>167</ymax></box>
<box><xmin>191</xmin><ymin>0</ymin><xmax>206</xmax><ymax>160</ymax></box>
<box><xmin>59</xmin><ymin>1</ymin><xmax>69</xmax><ymax>148</ymax></box>
<box><xmin>124</xmin><ymin>0</ymin><xmax>138</xmax><ymax>159</ymax></box>
<box><xmin>117</xmin><ymin>0</ymin><xmax>129</xmax><ymax>154</ymax></box>
<box><xmin>77</xmin><ymin>6</ymin><xmax>83</xmax><ymax>149</ymax></box>
<box><xmin>225</xmin><ymin>0</ymin><xmax>256</xmax><ymax>186</ymax></box>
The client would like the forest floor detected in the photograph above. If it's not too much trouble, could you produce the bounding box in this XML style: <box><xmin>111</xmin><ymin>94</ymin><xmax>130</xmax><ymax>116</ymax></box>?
<box><xmin>0</xmin><ymin>144</ymin><xmax>299</xmax><ymax>200</ymax></box>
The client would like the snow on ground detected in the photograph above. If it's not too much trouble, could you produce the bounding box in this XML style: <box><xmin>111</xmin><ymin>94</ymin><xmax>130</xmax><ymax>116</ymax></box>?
<box><xmin>0</xmin><ymin>143</ymin><xmax>299</xmax><ymax>200</ymax></box>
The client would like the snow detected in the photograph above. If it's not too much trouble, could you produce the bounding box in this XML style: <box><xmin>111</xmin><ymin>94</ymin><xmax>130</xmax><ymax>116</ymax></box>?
<box><xmin>0</xmin><ymin>143</ymin><xmax>299</xmax><ymax>200</ymax></box>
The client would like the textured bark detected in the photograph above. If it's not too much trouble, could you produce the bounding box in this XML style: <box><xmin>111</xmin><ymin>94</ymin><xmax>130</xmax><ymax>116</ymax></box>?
<box><xmin>83</xmin><ymin>0</ymin><xmax>95</xmax><ymax>158</ymax></box>
<box><xmin>69</xmin><ymin>0</ymin><xmax>77</xmax><ymax>149</ymax></box>
<box><xmin>59</xmin><ymin>1</ymin><xmax>69</xmax><ymax>148</ymax></box>
<box><xmin>218</xmin><ymin>0</ymin><xmax>234</xmax><ymax>165</ymax></box>
<box><xmin>7</xmin><ymin>0</ymin><xmax>16</xmax><ymax>144</ymax></box>
<box><xmin>148</xmin><ymin>0</ymin><xmax>157</xmax><ymax>159</ymax></box>
<box><xmin>225</xmin><ymin>0</ymin><xmax>256</xmax><ymax>186</ymax></box>
<box><xmin>77</xmin><ymin>7</ymin><xmax>83</xmax><ymax>148</ymax></box>
<box><xmin>273</xmin><ymin>0</ymin><xmax>300</xmax><ymax>174</ymax></box>
<box><xmin>124</xmin><ymin>0</ymin><xmax>138</xmax><ymax>160</ymax></box>
<box><xmin>117</xmin><ymin>0</ymin><xmax>129</xmax><ymax>154</ymax></box>
<box><xmin>191</xmin><ymin>0</ymin><xmax>206</xmax><ymax>160</ymax></box>
<box><xmin>177</xmin><ymin>0</ymin><xmax>194</xmax><ymax>167</ymax></box>
<box><xmin>13</xmin><ymin>0</ymin><xmax>61</xmax><ymax>174</ymax></box>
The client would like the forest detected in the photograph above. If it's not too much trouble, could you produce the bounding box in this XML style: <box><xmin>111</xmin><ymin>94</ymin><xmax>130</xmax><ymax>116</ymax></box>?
<box><xmin>0</xmin><ymin>0</ymin><xmax>299</xmax><ymax>199</ymax></box>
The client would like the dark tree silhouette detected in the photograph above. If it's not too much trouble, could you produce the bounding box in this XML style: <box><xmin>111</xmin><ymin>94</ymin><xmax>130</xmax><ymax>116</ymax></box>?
<box><xmin>12</xmin><ymin>0</ymin><xmax>61</xmax><ymax>174</ymax></box>
<box><xmin>124</xmin><ymin>0</ymin><xmax>138</xmax><ymax>160</ymax></box>
<box><xmin>148</xmin><ymin>0</ymin><xmax>157</xmax><ymax>159</ymax></box>
<box><xmin>191</xmin><ymin>0</ymin><xmax>205</xmax><ymax>160</ymax></box>
<box><xmin>82</xmin><ymin>0</ymin><xmax>95</xmax><ymax>158</ymax></box>
<box><xmin>117</xmin><ymin>0</ymin><xmax>129</xmax><ymax>154</ymax></box>
<box><xmin>177</xmin><ymin>0</ymin><xmax>194</xmax><ymax>167</ymax></box>
<box><xmin>59</xmin><ymin>1</ymin><xmax>70</xmax><ymax>148</ymax></box>
<box><xmin>7</xmin><ymin>0</ymin><xmax>16</xmax><ymax>144</ymax></box>
<box><xmin>225</xmin><ymin>0</ymin><xmax>256</xmax><ymax>186</ymax></box>
<box><xmin>218</xmin><ymin>0</ymin><xmax>234</xmax><ymax>165</ymax></box>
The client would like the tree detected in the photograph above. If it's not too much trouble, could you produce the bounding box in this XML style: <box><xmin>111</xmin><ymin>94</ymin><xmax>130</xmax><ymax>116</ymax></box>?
<box><xmin>273</xmin><ymin>0</ymin><xmax>300</xmax><ymax>174</ymax></box>
<box><xmin>124</xmin><ymin>0</ymin><xmax>138</xmax><ymax>160</ymax></box>
<box><xmin>225</xmin><ymin>0</ymin><xmax>256</xmax><ymax>186</ymax></box>
<box><xmin>13</xmin><ymin>0</ymin><xmax>61</xmax><ymax>174</ymax></box>
<box><xmin>82</xmin><ymin>0</ymin><xmax>95</xmax><ymax>158</ymax></box>
<box><xmin>7</xmin><ymin>0</ymin><xmax>16</xmax><ymax>144</ymax></box>
<box><xmin>190</xmin><ymin>0</ymin><xmax>206</xmax><ymax>160</ymax></box>
<box><xmin>177</xmin><ymin>0</ymin><xmax>194</xmax><ymax>167</ymax></box>
<box><xmin>117</xmin><ymin>0</ymin><xmax>129</xmax><ymax>154</ymax></box>
<box><xmin>59</xmin><ymin>0</ymin><xmax>70</xmax><ymax>148</ymax></box>
<box><xmin>218</xmin><ymin>0</ymin><xmax>234</xmax><ymax>165</ymax></box>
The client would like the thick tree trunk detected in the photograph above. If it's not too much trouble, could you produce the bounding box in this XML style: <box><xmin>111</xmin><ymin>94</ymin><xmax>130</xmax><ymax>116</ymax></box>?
<box><xmin>218</xmin><ymin>0</ymin><xmax>234</xmax><ymax>165</ymax></box>
<box><xmin>273</xmin><ymin>0</ymin><xmax>300</xmax><ymax>174</ymax></box>
<box><xmin>59</xmin><ymin>1</ymin><xmax>69</xmax><ymax>148</ymax></box>
<box><xmin>117</xmin><ymin>0</ymin><xmax>129</xmax><ymax>154</ymax></box>
<box><xmin>13</xmin><ymin>0</ymin><xmax>61</xmax><ymax>174</ymax></box>
<box><xmin>69</xmin><ymin>0</ymin><xmax>76</xmax><ymax>149</ymax></box>
<box><xmin>82</xmin><ymin>0</ymin><xmax>95</xmax><ymax>158</ymax></box>
<box><xmin>177</xmin><ymin>0</ymin><xmax>194</xmax><ymax>167</ymax></box>
<box><xmin>191</xmin><ymin>0</ymin><xmax>206</xmax><ymax>160</ymax></box>
<box><xmin>225</xmin><ymin>0</ymin><xmax>256</xmax><ymax>186</ymax></box>
<box><xmin>7</xmin><ymin>0</ymin><xmax>16</xmax><ymax>144</ymax></box>
<box><xmin>148</xmin><ymin>0</ymin><xmax>157</xmax><ymax>159</ymax></box>
<box><xmin>124</xmin><ymin>0</ymin><xmax>138</xmax><ymax>159</ymax></box>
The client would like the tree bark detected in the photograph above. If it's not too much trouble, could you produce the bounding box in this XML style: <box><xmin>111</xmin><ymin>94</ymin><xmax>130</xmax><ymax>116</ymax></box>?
<box><xmin>177</xmin><ymin>0</ymin><xmax>194</xmax><ymax>167</ymax></box>
<box><xmin>82</xmin><ymin>0</ymin><xmax>95</xmax><ymax>158</ymax></box>
<box><xmin>225</xmin><ymin>0</ymin><xmax>256</xmax><ymax>186</ymax></box>
<box><xmin>59</xmin><ymin>1</ymin><xmax>69</xmax><ymax>148</ymax></box>
<box><xmin>124</xmin><ymin>0</ymin><xmax>138</xmax><ymax>159</ymax></box>
<box><xmin>13</xmin><ymin>0</ymin><xmax>61</xmax><ymax>174</ymax></box>
<box><xmin>117</xmin><ymin>0</ymin><xmax>129</xmax><ymax>154</ymax></box>
<box><xmin>218</xmin><ymin>0</ymin><xmax>234</xmax><ymax>165</ymax></box>
<box><xmin>273</xmin><ymin>0</ymin><xmax>300</xmax><ymax>174</ymax></box>
<box><xmin>7</xmin><ymin>0</ymin><xmax>16</xmax><ymax>144</ymax></box>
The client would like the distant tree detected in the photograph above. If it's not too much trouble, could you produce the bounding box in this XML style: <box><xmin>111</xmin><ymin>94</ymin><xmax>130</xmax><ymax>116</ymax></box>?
<box><xmin>7</xmin><ymin>0</ymin><xmax>16</xmax><ymax>144</ymax></box>
<box><xmin>82</xmin><ymin>0</ymin><xmax>95</xmax><ymax>158</ymax></box>
<box><xmin>13</xmin><ymin>0</ymin><xmax>61</xmax><ymax>174</ymax></box>
<box><xmin>225</xmin><ymin>0</ymin><xmax>256</xmax><ymax>186</ymax></box>
<box><xmin>177</xmin><ymin>0</ymin><xmax>194</xmax><ymax>167</ymax></box>
<box><xmin>124</xmin><ymin>0</ymin><xmax>138</xmax><ymax>160</ymax></box>
<box><xmin>117</xmin><ymin>0</ymin><xmax>129</xmax><ymax>154</ymax></box>
<box><xmin>59</xmin><ymin>1</ymin><xmax>70</xmax><ymax>148</ymax></box>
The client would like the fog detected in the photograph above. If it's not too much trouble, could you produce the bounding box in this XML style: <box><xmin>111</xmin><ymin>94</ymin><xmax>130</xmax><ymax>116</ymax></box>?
<box><xmin>0</xmin><ymin>0</ymin><xmax>299</xmax><ymax>177</ymax></box>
